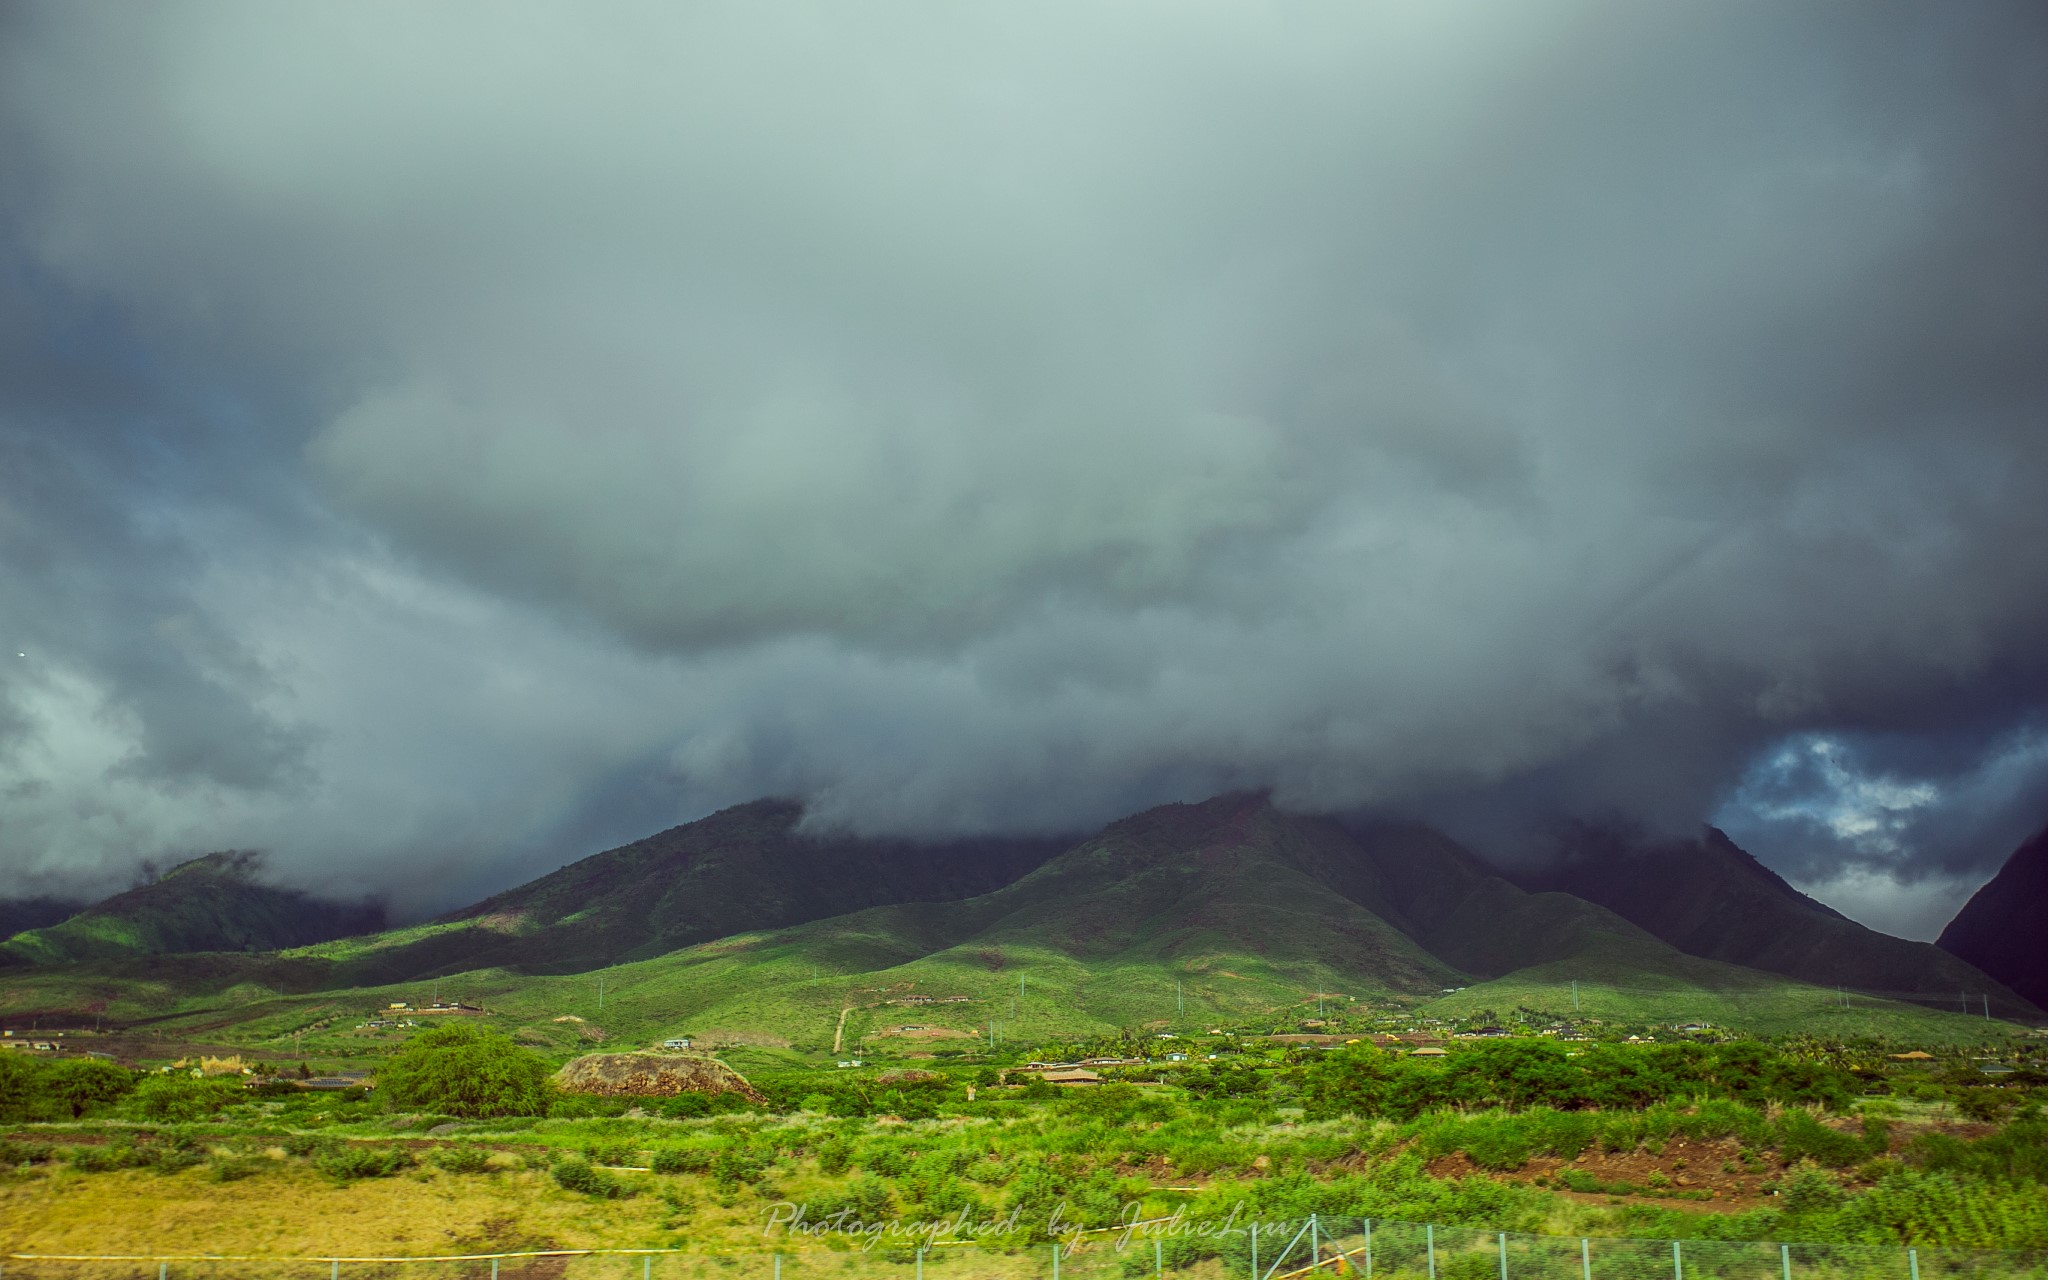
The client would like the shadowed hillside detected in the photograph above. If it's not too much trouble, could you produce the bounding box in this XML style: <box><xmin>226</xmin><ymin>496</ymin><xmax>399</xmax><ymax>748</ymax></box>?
<box><xmin>1938</xmin><ymin>823</ymin><xmax>2048</xmax><ymax>1010</ymax></box>
<box><xmin>0</xmin><ymin>896</ymin><xmax>86</xmax><ymax>941</ymax></box>
<box><xmin>0</xmin><ymin>853</ymin><xmax>384</xmax><ymax>966</ymax></box>
<box><xmin>1517</xmin><ymin>827</ymin><xmax>2036</xmax><ymax>1017</ymax></box>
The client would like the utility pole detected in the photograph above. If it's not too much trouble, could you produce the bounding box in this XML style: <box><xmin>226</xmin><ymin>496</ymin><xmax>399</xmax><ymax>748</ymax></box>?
<box><xmin>1984</xmin><ymin>994</ymin><xmax>1991</xmax><ymax>1022</ymax></box>
<box><xmin>598</xmin><ymin>977</ymin><xmax>605</xmax><ymax>1013</ymax></box>
<box><xmin>1177</xmin><ymin>980</ymin><xmax>1183</xmax><ymax>1014</ymax></box>
<box><xmin>1571</xmin><ymin>980</ymin><xmax>1580</xmax><ymax>1012</ymax></box>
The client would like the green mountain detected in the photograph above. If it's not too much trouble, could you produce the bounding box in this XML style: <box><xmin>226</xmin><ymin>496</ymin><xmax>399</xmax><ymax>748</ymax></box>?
<box><xmin>1517</xmin><ymin>826</ymin><xmax>2038</xmax><ymax>1017</ymax></box>
<box><xmin>316</xmin><ymin>799</ymin><xmax>1070</xmax><ymax>983</ymax></box>
<box><xmin>0</xmin><ymin>795</ymin><xmax>2019</xmax><ymax>1051</ymax></box>
<box><xmin>1938</xmin><ymin>823</ymin><xmax>2048</xmax><ymax>1011</ymax></box>
<box><xmin>0</xmin><ymin>853</ymin><xmax>384</xmax><ymax>966</ymax></box>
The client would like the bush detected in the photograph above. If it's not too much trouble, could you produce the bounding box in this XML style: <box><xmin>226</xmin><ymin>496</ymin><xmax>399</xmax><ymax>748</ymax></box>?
<box><xmin>584</xmin><ymin>1140</ymin><xmax>638</xmax><ymax>1167</ymax></box>
<box><xmin>208</xmin><ymin>1156</ymin><xmax>266</xmax><ymax>1182</ymax></box>
<box><xmin>313</xmin><ymin>1142</ymin><xmax>415</xmax><ymax>1181</ymax></box>
<box><xmin>432</xmin><ymin>1145</ymin><xmax>494</xmax><ymax>1174</ymax></box>
<box><xmin>126</xmin><ymin>1075</ymin><xmax>242</xmax><ymax>1122</ymax></box>
<box><xmin>377</xmin><ymin>1023</ymin><xmax>554</xmax><ymax>1118</ymax></box>
<box><xmin>651</xmin><ymin>1146</ymin><xmax>714</xmax><ymax>1175</ymax></box>
<box><xmin>552</xmin><ymin>1156</ymin><xmax>632</xmax><ymax>1198</ymax></box>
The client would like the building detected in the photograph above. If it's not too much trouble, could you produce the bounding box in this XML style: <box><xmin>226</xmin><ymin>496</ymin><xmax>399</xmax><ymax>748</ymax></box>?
<box><xmin>663</xmin><ymin>1037</ymin><xmax>694</xmax><ymax>1050</ymax></box>
<box><xmin>1040</xmin><ymin>1069</ymin><xmax>1102</xmax><ymax>1085</ymax></box>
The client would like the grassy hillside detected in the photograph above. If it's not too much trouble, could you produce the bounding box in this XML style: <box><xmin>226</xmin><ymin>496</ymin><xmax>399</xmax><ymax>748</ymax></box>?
<box><xmin>0</xmin><ymin>853</ymin><xmax>383</xmax><ymax>967</ymax></box>
<box><xmin>1519</xmin><ymin>827</ymin><xmax>2038</xmax><ymax>1017</ymax></box>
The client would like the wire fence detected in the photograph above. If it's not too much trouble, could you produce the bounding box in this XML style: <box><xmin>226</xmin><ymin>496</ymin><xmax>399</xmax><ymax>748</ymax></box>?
<box><xmin>7</xmin><ymin>1215</ymin><xmax>2046</xmax><ymax>1280</ymax></box>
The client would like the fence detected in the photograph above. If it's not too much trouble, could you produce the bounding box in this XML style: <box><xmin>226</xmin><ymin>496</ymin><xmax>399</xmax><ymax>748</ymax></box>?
<box><xmin>7</xmin><ymin>1216</ymin><xmax>2046</xmax><ymax>1280</ymax></box>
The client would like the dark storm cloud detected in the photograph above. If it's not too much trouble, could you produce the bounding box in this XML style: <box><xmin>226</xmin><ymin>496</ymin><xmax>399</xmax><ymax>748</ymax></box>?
<box><xmin>2</xmin><ymin>1</ymin><xmax>2046</xmax><ymax>926</ymax></box>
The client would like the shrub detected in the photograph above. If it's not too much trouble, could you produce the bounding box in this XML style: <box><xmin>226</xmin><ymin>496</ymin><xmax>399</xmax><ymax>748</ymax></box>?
<box><xmin>584</xmin><ymin>1140</ymin><xmax>638</xmax><ymax>1167</ymax></box>
<box><xmin>552</xmin><ymin>1156</ymin><xmax>632</xmax><ymax>1198</ymax></box>
<box><xmin>377</xmin><ymin>1024</ymin><xmax>554</xmax><ymax>1118</ymax></box>
<box><xmin>208</xmin><ymin>1156</ymin><xmax>266</xmax><ymax>1182</ymax></box>
<box><xmin>651</xmin><ymin>1146</ymin><xmax>714</xmax><ymax>1175</ymax></box>
<box><xmin>432</xmin><ymin>1145</ymin><xmax>494</xmax><ymax>1174</ymax></box>
<box><xmin>126</xmin><ymin>1075</ymin><xmax>242</xmax><ymax>1122</ymax></box>
<box><xmin>313</xmin><ymin>1143</ymin><xmax>415</xmax><ymax>1181</ymax></box>
<box><xmin>1780</xmin><ymin>1168</ymin><xmax>1844</xmax><ymax>1213</ymax></box>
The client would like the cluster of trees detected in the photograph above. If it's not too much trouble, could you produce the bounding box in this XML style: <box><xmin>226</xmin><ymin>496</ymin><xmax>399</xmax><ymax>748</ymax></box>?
<box><xmin>1301</xmin><ymin>1040</ymin><xmax>1862</xmax><ymax>1120</ymax></box>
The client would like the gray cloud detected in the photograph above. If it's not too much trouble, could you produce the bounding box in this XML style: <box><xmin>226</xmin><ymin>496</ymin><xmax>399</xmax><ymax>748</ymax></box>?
<box><xmin>2</xmin><ymin>1</ymin><xmax>2046</xmax><ymax>926</ymax></box>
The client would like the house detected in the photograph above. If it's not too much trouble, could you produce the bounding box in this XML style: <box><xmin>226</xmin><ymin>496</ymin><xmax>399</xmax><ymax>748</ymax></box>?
<box><xmin>663</xmin><ymin>1037</ymin><xmax>693</xmax><ymax>1050</ymax></box>
<box><xmin>1165</xmin><ymin>1052</ymin><xmax>1188</xmax><ymax>1062</ymax></box>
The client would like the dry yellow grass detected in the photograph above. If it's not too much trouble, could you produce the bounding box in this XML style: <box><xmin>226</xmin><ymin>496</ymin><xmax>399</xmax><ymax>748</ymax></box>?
<box><xmin>0</xmin><ymin>1163</ymin><xmax>1201</xmax><ymax>1280</ymax></box>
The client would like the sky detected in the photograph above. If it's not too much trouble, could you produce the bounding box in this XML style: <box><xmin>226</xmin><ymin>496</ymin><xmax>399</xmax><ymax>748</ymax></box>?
<box><xmin>2</xmin><ymin>1</ymin><xmax>2046</xmax><ymax>937</ymax></box>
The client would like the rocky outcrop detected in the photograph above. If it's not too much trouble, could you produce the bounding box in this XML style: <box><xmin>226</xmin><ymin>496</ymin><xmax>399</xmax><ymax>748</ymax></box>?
<box><xmin>553</xmin><ymin>1052</ymin><xmax>765</xmax><ymax>1103</ymax></box>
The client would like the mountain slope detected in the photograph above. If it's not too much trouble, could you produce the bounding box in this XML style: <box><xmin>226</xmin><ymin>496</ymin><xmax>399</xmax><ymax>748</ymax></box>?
<box><xmin>1321</xmin><ymin>821</ymin><xmax>1690</xmax><ymax>980</ymax></box>
<box><xmin>0</xmin><ymin>853</ymin><xmax>384</xmax><ymax>966</ymax></box>
<box><xmin>1518</xmin><ymin>827</ymin><xmax>2037</xmax><ymax>1016</ymax></box>
<box><xmin>289</xmin><ymin>799</ymin><xmax>1069</xmax><ymax>982</ymax></box>
<box><xmin>1938</xmin><ymin>824</ymin><xmax>2048</xmax><ymax>1010</ymax></box>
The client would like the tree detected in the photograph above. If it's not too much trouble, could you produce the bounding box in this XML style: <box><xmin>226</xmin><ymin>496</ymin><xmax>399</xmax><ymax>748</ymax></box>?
<box><xmin>45</xmin><ymin>1058</ymin><xmax>134</xmax><ymax>1118</ymax></box>
<box><xmin>377</xmin><ymin>1023</ymin><xmax>553</xmax><ymax>1118</ymax></box>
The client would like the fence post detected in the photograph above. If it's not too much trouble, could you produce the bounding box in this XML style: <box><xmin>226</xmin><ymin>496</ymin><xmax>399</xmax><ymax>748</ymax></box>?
<box><xmin>1580</xmin><ymin>1238</ymin><xmax>1590</xmax><ymax>1280</ymax></box>
<box><xmin>159</xmin><ymin>1264</ymin><xmax>167</xmax><ymax>1280</ymax></box>
<box><xmin>775</xmin><ymin>1253</ymin><xmax>782</xmax><ymax>1280</ymax></box>
<box><xmin>1426</xmin><ymin>1224</ymin><xmax>1435</xmax><ymax>1280</ymax></box>
<box><xmin>1909</xmin><ymin>1249</ymin><xmax>1919</xmax><ymax>1280</ymax></box>
<box><xmin>1363</xmin><ymin>1218</ymin><xmax>1371</xmax><ymax>1279</ymax></box>
<box><xmin>1053</xmin><ymin>1242</ymin><xmax>1061</xmax><ymax>1280</ymax></box>
<box><xmin>1671</xmin><ymin>1240</ymin><xmax>1682</xmax><ymax>1280</ymax></box>
<box><xmin>1780</xmin><ymin>1243</ymin><xmax>1790</xmax><ymax>1280</ymax></box>
<box><xmin>1498</xmin><ymin>1232</ymin><xmax>1507</xmax><ymax>1280</ymax></box>
<box><xmin>332</xmin><ymin>1261</ymin><xmax>340</xmax><ymax>1280</ymax></box>
<box><xmin>492</xmin><ymin>1259</ymin><xmax>499</xmax><ymax>1280</ymax></box>
<box><xmin>1311</xmin><ymin>1214</ymin><xmax>1319</xmax><ymax>1269</ymax></box>
<box><xmin>1156</xmin><ymin>1238</ymin><xmax>1163</xmax><ymax>1278</ymax></box>
<box><xmin>1250</xmin><ymin>1223</ymin><xmax>1258</xmax><ymax>1280</ymax></box>
<box><xmin>646</xmin><ymin>1255</ymin><xmax>652</xmax><ymax>1280</ymax></box>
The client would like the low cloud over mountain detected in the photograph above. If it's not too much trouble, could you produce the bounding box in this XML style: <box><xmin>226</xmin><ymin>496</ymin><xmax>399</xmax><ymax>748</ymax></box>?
<box><xmin>2</xmin><ymin>3</ymin><xmax>2046</xmax><ymax>930</ymax></box>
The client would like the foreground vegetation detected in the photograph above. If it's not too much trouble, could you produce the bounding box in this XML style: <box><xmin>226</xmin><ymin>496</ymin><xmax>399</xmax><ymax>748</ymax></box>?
<box><xmin>4</xmin><ymin>1023</ymin><xmax>2047</xmax><ymax>1277</ymax></box>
